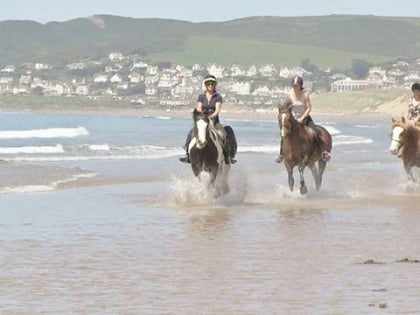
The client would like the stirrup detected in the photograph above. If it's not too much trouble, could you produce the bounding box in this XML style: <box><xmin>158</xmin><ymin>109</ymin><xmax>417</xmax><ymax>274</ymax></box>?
<box><xmin>275</xmin><ymin>155</ymin><xmax>283</xmax><ymax>163</ymax></box>
<box><xmin>179</xmin><ymin>156</ymin><xmax>190</xmax><ymax>163</ymax></box>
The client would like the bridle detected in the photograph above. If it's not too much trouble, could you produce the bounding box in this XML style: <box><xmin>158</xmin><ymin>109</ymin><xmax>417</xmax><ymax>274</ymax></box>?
<box><xmin>193</xmin><ymin>112</ymin><xmax>219</xmax><ymax>149</ymax></box>
<box><xmin>390</xmin><ymin>124</ymin><xmax>404</xmax><ymax>151</ymax></box>
<box><xmin>279</xmin><ymin>110</ymin><xmax>296</xmax><ymax>137</ymax></box>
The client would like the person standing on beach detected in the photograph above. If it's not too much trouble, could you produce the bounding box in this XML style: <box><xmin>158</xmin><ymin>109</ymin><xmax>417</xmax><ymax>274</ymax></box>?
<box><xmin>275</xmin><ymin>75</ymin><xmax>330</xmax><ymax>163</ymax></box>
<box><xmin>406</xmin><ymin>82</ymin><xmax>420</xmax><ymax>121</ymax></box>
<box><xmin>179</xmin><ymin>74</ymin><xmax>236</xmax><ymax>164</ymax></box>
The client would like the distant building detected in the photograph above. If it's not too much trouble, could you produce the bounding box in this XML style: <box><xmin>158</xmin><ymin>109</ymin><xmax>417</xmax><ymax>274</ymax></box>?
<box><xmin>331</xmin><ymin>78</ymin><xmax>383</xmax><ymax>92</ymax></box>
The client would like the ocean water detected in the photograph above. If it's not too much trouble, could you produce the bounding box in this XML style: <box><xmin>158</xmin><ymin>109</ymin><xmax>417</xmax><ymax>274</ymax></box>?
<box><xmin>0</xmin><ymin>110</ymin><xmax>420</xmax><ymax>314</ymax></box>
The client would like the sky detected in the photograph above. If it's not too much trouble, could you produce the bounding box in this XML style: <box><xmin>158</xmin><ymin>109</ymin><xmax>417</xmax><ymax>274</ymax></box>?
<box><xmin>2</xmin><ymin>0</ymin><xmax>419</xmax><ymax>23</ymax></box>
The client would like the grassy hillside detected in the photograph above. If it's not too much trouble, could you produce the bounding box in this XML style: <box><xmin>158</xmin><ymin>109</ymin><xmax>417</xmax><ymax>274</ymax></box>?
<box><xmin>0</xmin><ymin>15</ymin><xmax>419</xmax><ymax>69</ymax></box>
<box><xmin>149</xmin><ymin>36</ymin><xmax>394</xmax><ymax>68</ymax></box>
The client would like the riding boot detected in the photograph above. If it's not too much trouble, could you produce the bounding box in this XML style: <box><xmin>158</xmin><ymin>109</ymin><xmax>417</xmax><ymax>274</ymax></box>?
<box><xmin>179</xmin><ymin>151</ymin><xmax>190</xmax><ymax>163</ymax></box>
<box><xmin>179</xmin><ymin>130</ymin><xmax>192</xmax><ymax>163</ymax></box>
<box><xmin>314</xmin><ymin>136</ymin><xmax>330</xmax><ymax>161</ymax></box>
<box><xmin>223</xmin><ymin>146</ymin><xmax>237</xmax><ymax>165</ymax></box>
<box><xmin>275</xmin><ymin>139</ymin><xmax>283</xmax><ymax>163</ymax></box>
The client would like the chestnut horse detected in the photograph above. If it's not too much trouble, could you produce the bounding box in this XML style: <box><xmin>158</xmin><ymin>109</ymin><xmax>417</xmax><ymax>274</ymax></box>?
<box><xmin>389</xmin><ymin>117</ymin><xmax>420</xmax><ymax>182</ymax></box>
<box><xmin>278</xmin><ymin>102</ymin><xmax>332</xmax><ymax>194</ymax></box>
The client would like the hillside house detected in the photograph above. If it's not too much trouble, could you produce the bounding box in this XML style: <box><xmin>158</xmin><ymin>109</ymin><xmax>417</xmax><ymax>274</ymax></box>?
<box><xmin>94</xmin><ymin>74</ymin><xmax>108</xmax><ymax>83</ymax></box>
<box><xmin>207</xmin><ymin>64</ymin><xmax>225</xmax><ymax>78</ymax></box>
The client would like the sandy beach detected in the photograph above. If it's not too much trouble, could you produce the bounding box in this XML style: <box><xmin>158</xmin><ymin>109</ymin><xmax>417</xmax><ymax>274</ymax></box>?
<box><xmin>1</xmin><ymin>94</ymin><xmax>419</xmax><ymax>314</ymax></box>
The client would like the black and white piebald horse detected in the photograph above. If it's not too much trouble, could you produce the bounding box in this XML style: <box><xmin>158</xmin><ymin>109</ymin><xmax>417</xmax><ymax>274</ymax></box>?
<box><xmin>188</xmin><ymin>109</ymin><xmax>232</xmax><ymax>197</ymax></box>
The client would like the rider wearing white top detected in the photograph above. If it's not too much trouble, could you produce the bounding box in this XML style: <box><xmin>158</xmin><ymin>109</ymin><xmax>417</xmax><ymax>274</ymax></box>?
<box><xmin>275</xmin><ymin>76</ymin><xmax>330</xmax><ymax>163</ymax></box>
<box><xmin>407</xmin><ymin>82</ymin><xmax>420</xmax><ymax>121</ymax></box>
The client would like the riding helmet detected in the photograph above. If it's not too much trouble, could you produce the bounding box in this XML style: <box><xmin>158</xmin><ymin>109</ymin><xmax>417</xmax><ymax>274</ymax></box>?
<box><xmin>412</xmin><ymin>82</ymin><xmax>420</xmax><ymax>91</ymax></box>
<box><xmin>291</xmin><ymin>76</ymin><xmax>304</xmax><ymax>89</ymax></box>
<box><xmin>204</xmin><ymin>74</ymin><xmax>217</xmax><ymax>85</ymax></box>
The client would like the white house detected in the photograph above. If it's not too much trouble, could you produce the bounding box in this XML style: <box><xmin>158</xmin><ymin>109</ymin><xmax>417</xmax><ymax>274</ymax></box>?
<box><xmin>110</xmin><ymin>74</ymin><xmax>123</xmax><ymax>83</ymax></box>
<box><xmin>230</xmin><ymin>64</ymin><xmax>246</xmax><ymax>77</ymax></box>
<box><xmin>246</xmin><ymin>65</ymin><xmax>258</xmax><ymax>77</ymax></box>
<box><xmin>109</xmin><ymin>52</ymin><xmax>125</xmax><ymax>62</ymax></box>
<box><xmin>93</xmin><ymin>74</ymin><xmax>108</xmax><ymax>83</ymax></box>
<box><xmin>331</xmin><ymin>78</ymin><xmax>383</xmax><ymax>92</ymax></box>
<box><xmin>19</xmin><ymin>75</ymin><xmax>32</xmax><ymax>85</ymax></box>
<box><xmin>252</xmin><ymin>86</ymin><xmax>271</xmax><ymax>97</ymax></box>
<box><xmin>258</xmin><ymin>64</ymin><xmax>276</xmax><ymax>77</ymax></box>
<box><xmin>75</xmin><ymin>85</ymin><xmax>89</xmax><ymax>95</ymax></box>
<box><xmin>1</xmin><ymin>65</ymin><xmax>15</xmax><ymax>73</ymax></box>
<box><xmin>145</xmin><ymin>86</ymin><xmax>158</xmax><ymax>96</ymax></box>
<box><xmin>67</xmin><ymin>62</ymin><xmax>86</xmax><ymax>70</ymax></box>
<box><xmin>131</xmin><ymin>61</ymin><xmax>148</xmax><ymax>71</ymax></box>
<box><xmin>231</xmin><ymin>81</ymin><xmax>251</xmax><ymax>95</ymax></box>
<box><xmin>0</xmin><ymin>77</ymin><xmax>14</xmax><ymax>84</ymax></box>
<box><xmin>34</xmin><ymin>63</ymin><xmax>51</xmax><ymax>71</ymax></box>
<box><xmin>128</xmin><ymin>72</ymin><xmax>143</xmax><ymax>83</ymax></box>
<box><xmin>207</xmin><ymin>63</ymin><xmax>225</xmax><ymax>78</ymax></box>
<box><xmin>147</xmin><ymin>66</ymin><xmax>158</xmax><ymax>75</ymax></box>
<box><xmin>192</xmin><ymin>64</ymin><xmax>204</xmax><ymax>71</ymax></box>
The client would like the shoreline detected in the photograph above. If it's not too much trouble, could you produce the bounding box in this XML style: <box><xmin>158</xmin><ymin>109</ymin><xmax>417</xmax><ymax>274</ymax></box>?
<box><xmin>0</xmin><ymin>104</ymin><xmax>394</xmax><ymax>122</ymax></box>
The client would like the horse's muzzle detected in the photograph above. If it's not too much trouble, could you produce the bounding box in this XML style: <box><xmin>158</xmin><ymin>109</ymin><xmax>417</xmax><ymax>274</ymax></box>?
<box><xmin>196</xmin><ymin>140</ymin><xmax>206</xmax><ymax>149</ymax></box>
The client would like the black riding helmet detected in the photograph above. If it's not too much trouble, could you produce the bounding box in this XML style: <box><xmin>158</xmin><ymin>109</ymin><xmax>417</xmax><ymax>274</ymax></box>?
<box><xmin>291</xmin><ymin>76</ymin><xmax>304</xmax><ymax>90</ymax></box>
<box><xmin>411</xmin><ymin>82</ymin><xmax>420</xmax><ymax>91</ymax></box>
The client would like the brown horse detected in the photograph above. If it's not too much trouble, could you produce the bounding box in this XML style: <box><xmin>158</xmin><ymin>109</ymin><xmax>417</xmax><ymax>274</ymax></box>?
<box><xmin>389</xmin><ymin>117</ymin><xmax>420</xmax><ymax>182</ymax></box>
<box><xmin>278</xmin><ymin>101</ymin><xmax>332</xmax><ymax>194</ymax></box>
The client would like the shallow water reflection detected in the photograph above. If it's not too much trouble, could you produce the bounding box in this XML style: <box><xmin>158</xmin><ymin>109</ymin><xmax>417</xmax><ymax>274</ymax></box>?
<box><xmin>1</xmin><ymin>176</ymin><xmax>420</xmax><ymax>314</ymax></box>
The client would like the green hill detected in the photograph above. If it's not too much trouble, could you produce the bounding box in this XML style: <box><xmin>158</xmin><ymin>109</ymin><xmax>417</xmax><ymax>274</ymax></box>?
<box><xmin>0</xmin><ymin>15</ymin><xmax>419</xmax><ymax>69</ymax></box>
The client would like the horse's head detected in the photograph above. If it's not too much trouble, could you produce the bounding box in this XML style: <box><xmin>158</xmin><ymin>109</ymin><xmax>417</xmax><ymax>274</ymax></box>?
<box><xmin>277</xmin><ymin>98</ymin><xmax>294</xmax><ymax>137</ymax></box>
<box><xmin>192</xmin><ymin>108</ymin><xmax>211</xmax><ymax>149</ymax></box>
<box><xmin>389</xmin><ymin>117</ymin><xmax>406</xmax><ymax>155</ymax></box>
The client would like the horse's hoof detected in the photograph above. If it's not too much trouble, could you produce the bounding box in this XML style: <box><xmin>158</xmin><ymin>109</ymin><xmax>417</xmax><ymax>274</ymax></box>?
<box><xmin>223</xmin><ymin>185</ymin><xmax>230</xmax><ymax>195</ymax></box>
<box><xmin>300</xmin><ymin>186</ymin><xmax>308</xmax><ymax>195</ymax></box>
<box><xmin>179</xmin><ymin>156</ymin><xmax>190</xmax><ymax>163</ymax></box>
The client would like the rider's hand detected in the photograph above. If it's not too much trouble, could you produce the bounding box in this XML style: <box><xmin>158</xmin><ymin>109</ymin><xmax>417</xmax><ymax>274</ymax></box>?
<box><xmin>297</xmin><ymin>118</ymin><xmax>303</xmax><ymax>124</ymax></box>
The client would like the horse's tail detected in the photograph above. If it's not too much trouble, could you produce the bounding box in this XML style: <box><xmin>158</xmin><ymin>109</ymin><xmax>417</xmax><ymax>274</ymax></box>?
<box><xmin>224</xmin><ymin>125</ymin><xmax>237</xmax><ymax>158</ymax></box>
<box><xmin>315</xmin><ymin>125</ymin><xmax>332</xmax><ymax>152</ymax></box>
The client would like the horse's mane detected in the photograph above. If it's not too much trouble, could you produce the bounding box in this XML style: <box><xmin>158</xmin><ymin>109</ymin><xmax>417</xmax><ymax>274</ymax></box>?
<box><xmin>393</xmin><ymin>116</ymin><xmax>420</xmax><ymax>157</ymax></box>
<box><xmin>278</xmin><ymin>97</ymin><xmax>293</xmax><ymax>114</ymax></box>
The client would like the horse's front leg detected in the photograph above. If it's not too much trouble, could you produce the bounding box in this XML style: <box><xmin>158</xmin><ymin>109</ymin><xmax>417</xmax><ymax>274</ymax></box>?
<box><xmin>284</xmin><ymin>161</ymin><xmax>294</xmax><ymax>192</ymax></box>
<box><xmin>286</xmin><ymin>168</ymin><xmax>294</xmax><ymax>192</ymax></box>
<box><xmin>404</xmin><ymin>163</ymin><xmax>417</xmax><ymax>183</ymax></box>
<box><xmin>407</xmin><ymin>169</ymin><xmax>416</xmax><ymax>183</ymax></box>
<box><xmin>209</xmin><ymin>166</ymin><xmax>222</xmax><ymax>197</ymax></box>
<box><xmin>298</xmin><ymin>164</ymin><xmax>308</xmax><ymax>195</ymax></box>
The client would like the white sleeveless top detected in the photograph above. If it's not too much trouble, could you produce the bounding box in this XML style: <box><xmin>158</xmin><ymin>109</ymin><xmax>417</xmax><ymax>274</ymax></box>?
<box><xmin>408</xmin><ymin>97</ymin><xmax>420</xmax><ymax>119</ymax></box>
<box><xmin>289</xmin><ymin>90</ymin><xmax>308</xmax><ymax>118</ymax></box>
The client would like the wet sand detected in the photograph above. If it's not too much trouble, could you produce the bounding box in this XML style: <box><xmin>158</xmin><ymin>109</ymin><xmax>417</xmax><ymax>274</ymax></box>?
<box><xmin>0</xmin><ymin>107</ymin><xmax>419</xmax><ymax>314</ymax></box>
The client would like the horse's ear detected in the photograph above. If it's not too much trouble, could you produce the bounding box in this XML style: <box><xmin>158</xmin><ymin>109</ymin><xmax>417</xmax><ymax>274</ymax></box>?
<box><xmin>391</xmin><ymin>117</ymin><xmax>395</xmax><ymax>123</ymax></box>
<box><xmin>278</xmin><ymin>97</ymin><xmax>292</xmax><ymax>112</ymax></box>
<box><xmin>402</xmin><ymin>116</ymin><xmax>406</xmax><ymax>124</ymax></box>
